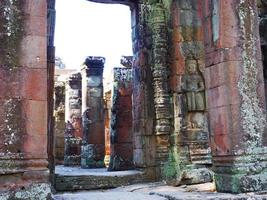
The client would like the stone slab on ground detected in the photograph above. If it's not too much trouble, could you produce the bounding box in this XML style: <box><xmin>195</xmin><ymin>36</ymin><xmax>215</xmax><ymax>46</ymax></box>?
<box><xmin>53</xmin><ymin>191</ymin><xmax>166</xmax><ymax>200</ymax></box>
<box><xmin>54</xmin><ymin>165</ymin><xmax>148</xmax><ymax>191</ymax></box>
<box><xmin>53</xmin><ymin>182</ymin><xmax>267</xmax><ymax>200</ymax></box>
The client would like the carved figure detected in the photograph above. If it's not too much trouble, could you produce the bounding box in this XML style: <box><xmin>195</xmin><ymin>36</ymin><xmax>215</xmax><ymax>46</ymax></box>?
<box><xmin>182</xmin><ymin>60</ymin><xmax>205</xmax><ymax>111</ymax></box>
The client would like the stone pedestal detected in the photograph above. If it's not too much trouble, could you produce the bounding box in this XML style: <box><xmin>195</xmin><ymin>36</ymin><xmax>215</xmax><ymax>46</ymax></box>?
<box><xmin>108</xmin><ymin>68</ymin><xmax>134</xmax><ymax>171</ymax></box>
<box><xmin>81</xmin><ymin>56</ymin><xmax>105</xmax><ymax>168</ymax></box>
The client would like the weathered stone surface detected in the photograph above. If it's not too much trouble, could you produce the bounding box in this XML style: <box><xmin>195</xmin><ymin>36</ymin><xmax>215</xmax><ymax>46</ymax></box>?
<box><xmin>203</xmin><ymin>0</ymin><xmax>267</xmax><ymax>193</ymax></box>
<box><xmin>0</xmin><ymin>183</ymin><xmax>51</xmax><ymax>200</ymax></box>
<box><xmin>52</xmin><ymin>182</ymin><xmax>267</xmax><ymax>200</ymax></box>
<box><xmin>54</xmin><ymin>166</ymin><xmax>148</xmax><ymax>192</ymax></box>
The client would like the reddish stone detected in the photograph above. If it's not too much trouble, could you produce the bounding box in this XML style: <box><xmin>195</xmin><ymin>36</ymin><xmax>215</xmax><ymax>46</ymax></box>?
<box><xmin>113</xmin><ymin>143</ymin><xmax>133</xmax><ymax>160</ymax></box>
<box><xmin>171</xmin><ymin>1</ymin><xmax>180</xmax><ymax>27</ymax></box>
<box><xmin>88</xmin><ymin>122</ymin><xmax>105</xmax><ymax>144</ymax></box>
<box><xmin>212</xmin><ymin>133</ymin><xmax>231</xmax><ymax>156</ymax></box>
<box><xmin>23</xmin><ymin>0</ymin><xmax>47</xmax><ymax>17</ymax></box>
<box><xmin>208</xmin><ymin>106</ymin><xmax>231</xmax><ymax>145</ymax></box>
<box><xmin>172</xmin><ymin>28</ymin><xmax>182</xmax><ymax>43</ymax></box>
<box><xmin>24</xmin><ymin>15</ymin><xmax>46</xmax><ymax>37</ymax></box>
<box><xmin>173</xmin><ymin>43</ymin><xmax>185</xmax><ymax>61</ymax></box>
<box><xmin>217</xmin><ymin>0</ymin><xmax>239</xmax><ymax>49</ymax></box>
<box><xmin>117</xmin><ymin>127</ymin><xmax>133</xmax><ymax>143</ymax></box>
<box><xmin>21</xmin><ymin>68</ymin><xmax>47</xmax><ymax>101</ymax></box>
<box><xmin>173</xmin><ymin>59</ymin><xmax>185</xmax><ymax>75</ymax></box>
<box><xmin>0</xmin><ymin>68</ymin><xmax>21</xmax><ymax>98</ymax></box>
<box><xmin>71</xmin><ymin>117</ymin><xmax>82</xmax><ymax>138</ymax></box>
<box><xmin>23</xmin><ymin>134</ymin><xmax>47</xmax><ymax>156</ymax></box>
<box><xmin>119</xmin><ymin>86</ymin><xmax>133</xmax><ymax>96</ymax></box>
<box><xmin>207</xmin><ymin>86</ymin><xmax>225</xmax><ymax>108</ymax></box>
<box><xmin>156</xmin><ymin>135</ymin><xmax>170</xmax><ymax>146</ymax></box>
<box><xmin>19</xmin><ymin>35</ymin><xmax>47</xmax><ymax>68</ymax></box>
<box><xmin>23</xmin><ymin>100</ymin><xmax>47</xmax><ymax>137</ymax></box>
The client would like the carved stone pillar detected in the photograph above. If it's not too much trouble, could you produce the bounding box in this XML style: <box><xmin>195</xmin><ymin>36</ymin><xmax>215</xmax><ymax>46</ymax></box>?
<box><xmin>64</xmin><ymin>73</ymin><xmax>82</xmax><ymax>166</ymax></box>
<box><xmin>108</xmin><ymin>67</ymin><xmax>133</xmax><ymax>171</ymax></box>
<box><xmin>81</xmin><ymin>56</ymin><xmax>105</xmax><ymax>168</ymax></box>
<box><xmin>203</xmin><ymin>0</ymin><xmax>267</xmax><ymax>193</ymax></box>
<box><xmin>150</xmin><ymin>3</ymin><xmax>172</xmax><ymax>177</ymax></box>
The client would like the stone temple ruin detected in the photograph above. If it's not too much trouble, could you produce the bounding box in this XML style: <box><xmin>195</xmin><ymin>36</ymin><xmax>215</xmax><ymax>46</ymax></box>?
<box><xmin>0</xmin><ymin>0</ymin><xmax>267</xmax><ymax>199</ymax></box>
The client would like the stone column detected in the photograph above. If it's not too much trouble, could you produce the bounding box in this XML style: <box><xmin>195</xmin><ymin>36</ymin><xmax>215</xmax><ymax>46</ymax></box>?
<box><xmin>203</xmin><ymin>0</ymin><xmax>267</xmax><ymax>193</ymax></box>
<box><xmin>0</xmin><ymin>0</ymin><xmax>51</xmax><ymax>198</ymax></box>
<box><xmin>150</xmin><ymin>3</ymin><xmax>172</xmax><ymax>178</ymax></box>
<box><xmin>64</xmin><ymin>73</ymin><xmax>82</xmax><ymax>166</ymax></box>
<box><xmin>108</xmin><ymin>67</ymin><xmax>134</xmax><ymax>171</ymax></box>
<box><xmin>81</xmin><ymin>56</ymin><xmax>105</xmax><ymax>168</ymax></box>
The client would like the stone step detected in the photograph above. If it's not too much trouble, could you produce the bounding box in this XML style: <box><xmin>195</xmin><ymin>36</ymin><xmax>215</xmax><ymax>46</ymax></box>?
<box><xmin>54</xmin><ymin>165</ymin><xmax>149</xmax><ymax>192</ymax></box>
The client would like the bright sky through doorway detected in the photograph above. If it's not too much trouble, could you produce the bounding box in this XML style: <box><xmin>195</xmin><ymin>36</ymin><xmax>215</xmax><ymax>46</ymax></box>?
<box><xmin>54</xmin><ymin>0</ymin><xmax>133</xmax><ymax>77</ymax></box>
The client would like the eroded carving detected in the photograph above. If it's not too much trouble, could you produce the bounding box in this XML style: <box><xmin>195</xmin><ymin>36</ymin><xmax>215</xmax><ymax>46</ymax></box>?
<box><xmin>182</xmin><ymin>60</ymin><xmax>205</xmax><ymax>112</ymax></box>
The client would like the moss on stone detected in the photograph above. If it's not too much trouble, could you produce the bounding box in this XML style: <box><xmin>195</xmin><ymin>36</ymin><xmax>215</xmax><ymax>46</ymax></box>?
<box><xmin>237</xmin><ymin>0</ymin><xmax>266</xmax><ymax>148</ymax></box>
<box><xmin>163</xmin><ymin>147</ymin><xmax>182</xmax><ymax>183</ymax></box>
<box><xmin>1</xmin><ymin>98</ymin><xmax>26</xmax><ymax>155</ymax></box>
<box><xmin>0</xmin><ymin>0</ymin><xmax>25</xmax><ymax>70</ymax></box>
<box><xmin>0</xmin><ymin>183</ymin><xmax>51</xmax><ymax>200</ymax></box>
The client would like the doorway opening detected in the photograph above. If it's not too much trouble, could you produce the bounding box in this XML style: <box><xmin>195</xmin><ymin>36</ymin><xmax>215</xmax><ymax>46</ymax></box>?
<box><xmin>50</xmin><ymin>0</ymin><xmax>138</xmax><ymax>191</ymax></box>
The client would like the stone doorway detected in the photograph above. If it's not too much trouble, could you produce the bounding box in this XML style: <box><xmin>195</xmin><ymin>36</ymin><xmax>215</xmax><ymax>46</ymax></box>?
<box><xmin>49</xmin><ymin>0</ymin><xmax>148</xmax><ymax>191</ymax></box>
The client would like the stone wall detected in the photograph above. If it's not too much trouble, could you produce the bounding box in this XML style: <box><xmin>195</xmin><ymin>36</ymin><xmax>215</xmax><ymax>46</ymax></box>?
<box><xmin>163</xmin><ymin>0</ymin><xmax>212</xmax><ymax>185</ymax></box>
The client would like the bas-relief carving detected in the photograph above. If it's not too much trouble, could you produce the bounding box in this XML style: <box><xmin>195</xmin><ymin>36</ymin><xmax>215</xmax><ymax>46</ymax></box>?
<box><xmin>184</xmin><ymin>113</ymin><xmax>207</xmax><ymax>130</ymax></box>
<box><xmin>182</xmin><ymin>60</ymin><xmax>205</xmax><ymax>112</ymax></box>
